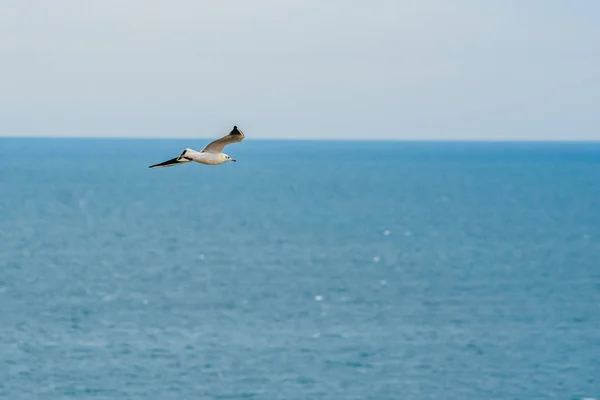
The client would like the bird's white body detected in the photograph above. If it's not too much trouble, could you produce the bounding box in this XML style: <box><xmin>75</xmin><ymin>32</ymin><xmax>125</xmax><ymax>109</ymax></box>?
<box><xmin>182</xmin><ymin>148</ymin><xmax>228</xmax><ymax>165</ymax></box>
<box><xmin>149</xmin><ymin>126</ymin><xmax>244</xmax><ymax>169</ymax></box>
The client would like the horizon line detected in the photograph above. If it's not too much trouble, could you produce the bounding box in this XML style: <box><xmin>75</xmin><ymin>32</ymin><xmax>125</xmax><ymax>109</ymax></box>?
<box><xmin>1</xmin><ymin>135</ymin><xmax>599</xmax><ymax>144</ymax></box>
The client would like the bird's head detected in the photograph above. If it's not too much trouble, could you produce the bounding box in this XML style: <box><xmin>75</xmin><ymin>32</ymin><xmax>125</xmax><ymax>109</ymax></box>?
<box><xmin>223</xmin><ymin>153</ymin><xmax>236</xmax><ymax>163</ymax></box>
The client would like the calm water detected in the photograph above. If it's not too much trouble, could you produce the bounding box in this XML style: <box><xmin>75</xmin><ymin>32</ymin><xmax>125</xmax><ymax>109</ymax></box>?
<box><xmin>0</xmin><ymin>139</ymin><xmax>599</xmax><ymax>399</ymax></box>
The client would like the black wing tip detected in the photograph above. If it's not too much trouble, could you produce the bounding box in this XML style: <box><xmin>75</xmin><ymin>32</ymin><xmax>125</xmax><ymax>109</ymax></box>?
<box><xmin>148</xmin><ymin>157</ymin><xmax>181</xmax><ymax>168</ymax></box>
<box><xmin>231</xmin><ymin>125</ymin><xmax>242</xmax><ymax>135</ymax></box>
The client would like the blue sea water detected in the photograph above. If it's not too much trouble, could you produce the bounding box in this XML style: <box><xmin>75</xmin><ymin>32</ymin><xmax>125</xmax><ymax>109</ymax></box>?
<box><xmin>0</xmin><ymin>138</ymin><xmax>599</xmax><ymax>399</ymax></box>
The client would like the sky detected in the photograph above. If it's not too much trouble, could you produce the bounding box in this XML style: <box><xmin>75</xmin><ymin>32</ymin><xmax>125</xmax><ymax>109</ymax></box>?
<box><xmin>0</xmin><ymin>0</ymin><xmax>599</xmax><ymax>140</ymax></box>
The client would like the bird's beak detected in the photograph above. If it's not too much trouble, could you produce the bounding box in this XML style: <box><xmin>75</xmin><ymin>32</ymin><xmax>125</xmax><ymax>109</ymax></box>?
<box><xmin>231</xmin><ymin>159</ymin><xmax>237</xmax><ymax>162</ymax></box>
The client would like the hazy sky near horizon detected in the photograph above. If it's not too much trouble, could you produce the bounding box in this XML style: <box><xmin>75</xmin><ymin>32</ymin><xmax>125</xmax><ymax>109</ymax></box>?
<box><xmin>1</xmin><ymin>1</ymin><xmax>599</xmax><ymax>140</ymax></box>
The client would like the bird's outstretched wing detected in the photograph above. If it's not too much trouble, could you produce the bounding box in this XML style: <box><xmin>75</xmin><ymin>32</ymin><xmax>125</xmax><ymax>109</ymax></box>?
<box><xmin>201</xmin><ymin>126</ymin><xmax>244</xmax><ymax>154</ymax></box>
<box><xmin>148</xmin><ymin>149</ymin><xmax>192</xmax><ymax>168</ymax></box>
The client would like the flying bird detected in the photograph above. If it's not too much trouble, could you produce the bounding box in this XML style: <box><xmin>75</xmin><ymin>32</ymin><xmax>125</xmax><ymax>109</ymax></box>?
<box><xmin>149</xmin><ymin>126</ymin><xmax>245</xmax><ymax>168</ymax></box>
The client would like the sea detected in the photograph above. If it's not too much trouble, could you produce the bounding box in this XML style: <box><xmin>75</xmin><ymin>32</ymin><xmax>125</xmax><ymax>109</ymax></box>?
<box><xmin>0</xmin><ymin>138</ymin><xmax>599</xmax><ymax>400</ymax></box>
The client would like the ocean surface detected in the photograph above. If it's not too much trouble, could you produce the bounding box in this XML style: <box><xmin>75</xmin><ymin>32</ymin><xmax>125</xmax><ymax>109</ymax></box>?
<box><xmin>0</xmin><ymin>138</ymin><xmax>599</xmax><ymax>400</ymax></box>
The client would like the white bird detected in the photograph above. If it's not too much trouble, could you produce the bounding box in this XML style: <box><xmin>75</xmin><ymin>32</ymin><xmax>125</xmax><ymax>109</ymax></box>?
<box><xmin>149</xmin><ymin>126</ymin><xmax>245</xmax><ymax>168</ymax></box>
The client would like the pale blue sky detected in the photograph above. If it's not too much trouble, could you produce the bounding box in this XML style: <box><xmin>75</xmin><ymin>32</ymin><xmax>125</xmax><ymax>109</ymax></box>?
<box><xmin>1</xmin><ymin>0</ymin><xmax>598</xmax><ymax>139</ymax></box>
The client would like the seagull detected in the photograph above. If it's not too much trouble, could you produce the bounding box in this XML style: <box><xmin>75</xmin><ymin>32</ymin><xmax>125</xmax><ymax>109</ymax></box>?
<box><xmin>149</xmin><ymin>126</ymin><xmax>245</xmax><ymax>168</ymax></box>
